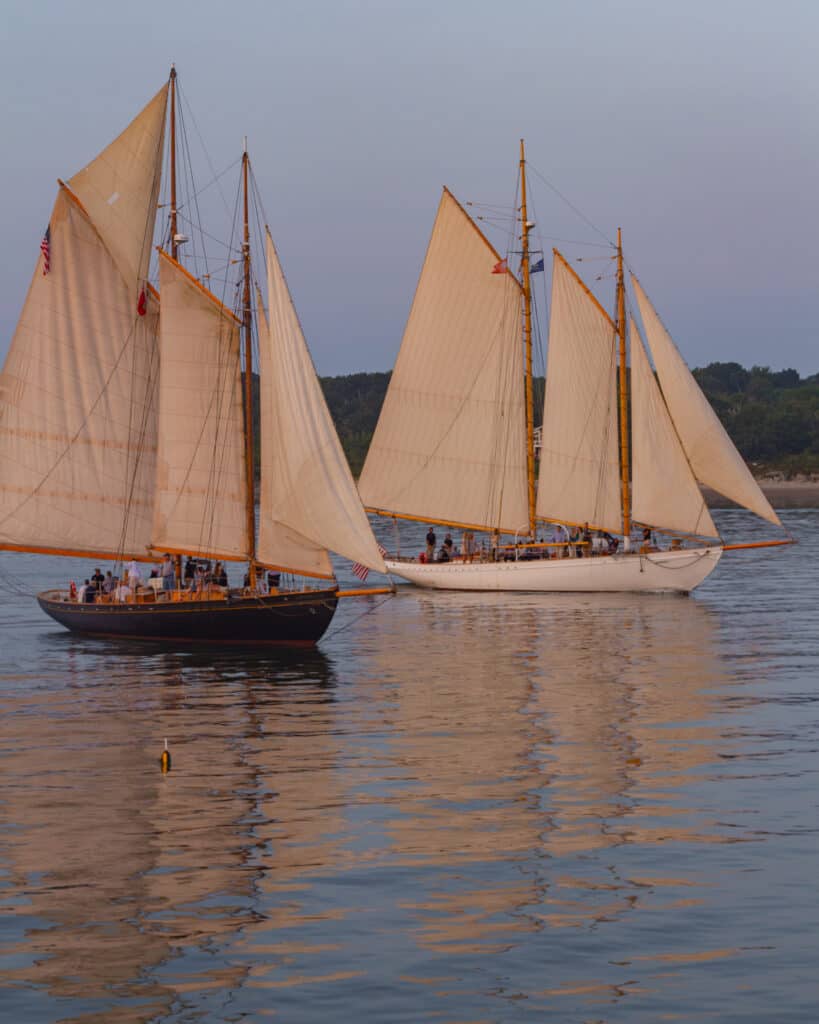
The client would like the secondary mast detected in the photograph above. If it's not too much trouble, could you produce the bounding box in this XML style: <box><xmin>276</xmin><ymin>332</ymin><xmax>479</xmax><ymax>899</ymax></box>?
<box><xmin>616</xmin><ymin>228</ymin><xmax>631</xmax><ymax>542</ymax></box>
<box><xmin>241</xmin><ymin>145</ymin><xmax>257</xmax><ymax>586</ymax></box>
<box><xmin>169</xmin><ymin>66</ymin><xmax>179</xmax><ymax>261</ymax></box>
<box><xmin>520</xmin><ymin>139</ymin><xmax>536</xmax><ymax>538</ymax></box>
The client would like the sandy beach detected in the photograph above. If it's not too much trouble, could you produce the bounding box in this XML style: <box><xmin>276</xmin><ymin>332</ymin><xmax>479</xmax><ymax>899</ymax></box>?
<box><xmin>705</xmin><ymin>479</ymin><xmax>819</xmax><ymax>509</ymax></box>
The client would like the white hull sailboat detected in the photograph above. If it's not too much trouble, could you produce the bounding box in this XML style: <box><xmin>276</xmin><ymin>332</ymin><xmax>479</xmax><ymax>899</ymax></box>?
<box><xmin>360</xmin><ymin>142</ymin><xmax>790</xmax><ymax>594</ymax></box>
<box><xmin>384</xmin><ymin>546</ymin><xmax>723</xmax><ymax>593</ymax></box>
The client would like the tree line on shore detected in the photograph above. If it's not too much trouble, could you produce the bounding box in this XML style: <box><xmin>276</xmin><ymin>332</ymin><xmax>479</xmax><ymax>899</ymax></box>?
<box><xmin>251</xmin><ymin>362</ymin><xmax>819</xmax><ymax>479</ymax></box>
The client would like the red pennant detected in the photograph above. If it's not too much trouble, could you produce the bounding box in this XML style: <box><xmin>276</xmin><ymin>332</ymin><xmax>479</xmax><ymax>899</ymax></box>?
<box><xmin>137</xmin><ymin>288</ymin><xmax>147</xmax><ymax>316</ymax></box>
<box><xmin>491</xmin><ymin>259</ymin><xmax>507</xmax><ymax>275</ymax></box>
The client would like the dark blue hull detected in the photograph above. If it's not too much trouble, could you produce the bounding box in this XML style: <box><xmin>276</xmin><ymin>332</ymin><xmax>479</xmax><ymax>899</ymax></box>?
<box><xmin>37</xmin><ymin>588</ymin><xmax>338</xmax><ymax>647</ymax></box>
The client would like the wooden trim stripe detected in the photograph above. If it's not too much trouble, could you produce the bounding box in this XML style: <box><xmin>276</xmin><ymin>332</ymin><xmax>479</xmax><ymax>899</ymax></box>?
<box><xmin>552</xmin><ymin>248</ymin><xmax>617</xmax><ymax>331</ymax></box>
<box><xmin>442</xmin><ymin>187</ymin><xmax>524</xmax><ymax>294</ymax></box>
<box><xmin>157</xmin><ymin>248</ymin><xmax>242</xmax><ymax>326</ymax></box>
<box><xmin>0</xmin><ymin>543</ymin><xmax>158</xmax><ymax>562</ymax></box>
<box><xmin>366</xmin><ymin>506</ymin><xmax>526</xmax><ymax>535</ymax></box>
<box><xmin>722</xmin><ymin>539</ymin><xmax>795</xmax><ymax>551</ymax></box>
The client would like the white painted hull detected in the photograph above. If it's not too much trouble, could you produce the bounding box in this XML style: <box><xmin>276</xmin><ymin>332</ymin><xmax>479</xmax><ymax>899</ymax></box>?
<box><xmin>385</xmin><ymin>546</ymin><xmax>723</xmax><ymax>593</ymax></box>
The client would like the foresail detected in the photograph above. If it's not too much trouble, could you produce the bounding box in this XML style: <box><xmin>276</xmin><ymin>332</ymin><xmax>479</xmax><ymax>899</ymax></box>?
<box><xmin>67</xmin><ymin>85</ymin><xmax>167</xmax><ymax>294</ymax></box>
<box><xmin>632</xmin><ymin>275</ymin><xmax>781</xmax><ymax>527</ymax></box>
<box><xmin>256</xmin><ymin>231</ymin><xmax>386</xmax><ymax>577</ymax></box>
<box><xmin>151</xmin><ymin>252</ymin><xmax>248</xmax><ymax>560</ymax></box>
<box><xmin>536</xmin><ymin>253</ymin><xmax>621</xmax><ymax>533</ymax></box>
<box><xmin>630</xmin><ymin>318</ymin><xmax>717</xmax><ymax>538</ymax></box>
<box><xmin>358</xmin><ymin>188</ymin><xmax>528</xmax><ymax>534</ymax></box>
<box><xmin>0</xmin><ymin>189</ymin><xmax>160</xmax><ymax>557</ymax></box>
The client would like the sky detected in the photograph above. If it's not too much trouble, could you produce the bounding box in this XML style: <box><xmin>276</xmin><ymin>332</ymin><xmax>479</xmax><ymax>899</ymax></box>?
<box><xmin>1</xmin><ymin>0</ymin><xmax>817</xmax><ymax>376</ymax></box>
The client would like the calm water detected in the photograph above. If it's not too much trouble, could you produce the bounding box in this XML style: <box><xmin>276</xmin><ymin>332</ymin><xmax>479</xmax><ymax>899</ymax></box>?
<box><xmin>0</xmin><ymin>510</ymin><xmax>817</xmax><ymax>1023</ymax></box>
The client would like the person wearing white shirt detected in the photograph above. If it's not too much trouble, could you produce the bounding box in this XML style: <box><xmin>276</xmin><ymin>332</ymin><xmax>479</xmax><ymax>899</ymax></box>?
<box><xmin>114</xmin><ymin>580</ymin><xmax>132</xmax><ymax>603</ymax></box>
<box><xmin>127</xmin><ymin>560</ymin><xmax>142</xmax><ymax>589</ymax></box>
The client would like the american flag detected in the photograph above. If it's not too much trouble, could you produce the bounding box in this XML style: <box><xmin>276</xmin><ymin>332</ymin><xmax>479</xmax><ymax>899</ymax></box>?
<box><xmin>351</xmin><ymin>561</ymin><xmax>370</xmax><ymax>582</ymax></box>
<box><xmin>40</xmin><ymin>225</ymin><xmax>51</xmax><ymax>275</ymax></box>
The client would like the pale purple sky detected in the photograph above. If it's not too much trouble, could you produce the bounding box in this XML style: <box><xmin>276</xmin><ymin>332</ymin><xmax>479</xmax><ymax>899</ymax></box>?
<box><xmin>1</xmin><ymin>0</ymin><xmax>817</xmax><ymax>375</ymax></box>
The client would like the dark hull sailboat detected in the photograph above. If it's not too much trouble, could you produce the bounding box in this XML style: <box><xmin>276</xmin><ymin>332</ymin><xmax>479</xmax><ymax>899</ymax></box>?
<box><xmin>0</xmin><ymin>69</ymin><xmax>386</xmax><ymax>647</ymax></box>
<box><xmin>37</xmin><ymin>588</ymin><xmax>339</xmax><ymax>647</ymax></box>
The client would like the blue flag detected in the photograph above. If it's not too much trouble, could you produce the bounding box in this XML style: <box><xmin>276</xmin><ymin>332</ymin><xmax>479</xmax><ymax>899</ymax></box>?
<box><xmin>530</xmin><ymin>258</ymin><xmax>544</xmax><ymax>274</ymax></box>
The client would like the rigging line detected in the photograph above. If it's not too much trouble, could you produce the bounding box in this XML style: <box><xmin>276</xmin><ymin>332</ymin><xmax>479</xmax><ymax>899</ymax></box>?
<box><xmin>175</xmin><ymin>213</ymin><xmax>242</xmax><ymax>253</ymax></box>
<box><xmin>178</xmin><ymin>104</ymin><xmax>209</xmax><ymax>283</ymax></box>
<box><xmin>527</xmin><ymin>163</ymin><xmax>615</xmax><ymax>248</ymax></box>
<box><xmin>177</xmin><ymin>81</ymin><xmax>235</xmax><ymax>222</ymax></box>
<box><xmin>321</xmin><ymin>590</ymin><xmax>395</xmax><ymax>641</ymax></box>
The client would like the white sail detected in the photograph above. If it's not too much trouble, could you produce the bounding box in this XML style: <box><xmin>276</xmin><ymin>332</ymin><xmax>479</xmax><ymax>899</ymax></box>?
<box><xmin>536</xmin><ymin>253</ymin><xmax>622</xmax><ymax>533</ymax></box>
<box><xmin>0</xmin><ymin>189</ymin><xmax>160</xmax><ymax>557</ymax></box>
<box><xmin>630</xmin><ymin>318</ymin><xmax>718</xmax><ymax>538</ymax></box>
<box><xmin>358</xmin><ymin>188</ymin><xmax>528</xmax><ymax>533</ymax></box>
<box><xmin>631</xmin><ymin>276</ymin><xmax>781</xmax><ymax>527</ymax></box>
<box><xmin>257</xmin><ymin>231</ymin><xmax>386</xmax><ymax>577</ymax></box>
<box><xmin>151</xmin><ymin>252</ymin><xmax>248</xmax><ymax>560</ymax></box>
<box><xmin>68</xmin><ymin>85</ymin><xmax>167</xmax><ymax>294</ymax></box>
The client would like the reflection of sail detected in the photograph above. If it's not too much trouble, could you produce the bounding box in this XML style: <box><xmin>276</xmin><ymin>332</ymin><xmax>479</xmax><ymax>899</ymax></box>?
<box><xmin>0</xmin><ymin>645</ymin><xmax>337</xmax><ymax>1016</ymax></box>
<box><xmin>353</xmin><ymin>591</ymin><xmax>724</xmax><ymax>950</ymax></box>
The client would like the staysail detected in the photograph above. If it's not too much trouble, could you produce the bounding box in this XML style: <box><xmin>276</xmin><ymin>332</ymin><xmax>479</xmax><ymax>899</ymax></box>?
<box><xmin>0</xmin><ymin>87</ymin><xmax>167</xmax><ymax>559</ymax></box>
<box><xmin>536</xmin><ymin>252</ymin><xmax>621</xmax><ymax>534</ymax></box>
<box><xmin>630</xmin><ymin>318</ymin><xmax>718</xmax><ymax>538</ymax></box>
<box><xmin>256</xmin><ymin>230</ymin><xmax>386</xmax><ymax>578</ymax></box>
<box><xmin>358</xmin><ymin>188</ymin><xmax>528</xmax><ymax>533</ymax></box>
<box><xmin>151</xmin><ymin>252</ymin><xmax>248</xmax><ymax>560</ymax></box>
<box><xmin>631</xmin><ymin>276</ymin><xmax>781</xmax><ymax>527</ymax></box>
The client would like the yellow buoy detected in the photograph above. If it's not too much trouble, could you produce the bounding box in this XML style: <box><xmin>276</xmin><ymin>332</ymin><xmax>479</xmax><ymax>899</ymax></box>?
<box><xmin>160</xmin><ymin>738</ymin><xmax>171</xmax><ymax>773</ymax></box>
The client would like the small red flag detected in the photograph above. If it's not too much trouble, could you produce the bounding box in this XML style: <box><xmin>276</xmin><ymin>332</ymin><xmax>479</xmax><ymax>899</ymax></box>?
<box><xmin>491</xmin><ymin>259</ymin><xmax>507</xmax><ymax>275</ymax></box>
<box><xmin>137</xmin><ymin>288</ymin><xmax>147</xmax><ymax>316</ymax></box>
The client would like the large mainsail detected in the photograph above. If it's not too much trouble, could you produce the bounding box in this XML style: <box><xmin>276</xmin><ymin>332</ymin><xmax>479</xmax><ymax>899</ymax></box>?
<box><xmin>358</xmin><ymin>188</ymin><xmax>528</xmax><ymax>533</ymax></box>
<box><xmin>256</xmin><ymin>231</ymin><xmax>386</xmax><ymax>578</ymax></box>
<box><xmin>0</xmin><ymin>88</ymin><xmax>167</xmax><ymax>558</ymax></box>
<box><xmin>151</xmin><ymin>252</ymin><xmax>248</xmax><ymax>560</ymax></box>
<box><xmin>632</xmin><ymin>276</ymin><xmax>781</xmax><ymax>527</ymax></box>
<box><xmin>630</xmin><ymin>318</ymin><xmax>718</xmax><ymax>538</ymax></box>
<box><xmin>536</xmin><ymin>252</ymin><xmax>621</xmax><ymax>533</ymax></box>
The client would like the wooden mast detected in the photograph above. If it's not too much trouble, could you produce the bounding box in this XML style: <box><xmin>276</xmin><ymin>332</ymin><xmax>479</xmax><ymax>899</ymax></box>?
<box><xmin>169</xmin><ymin>66</ymin><xmax>178</xmax><ymax>261</ymax></box>
<box><xmin>520</xmin><ymin>139</ymin><xmax>536</xmax><ymax>538</ymax></box>
<box><xmin>616</xmin><ymin>227</ymin><xmax>631</xmax><ymax>541</ymax></box>
<box><xmin>241</xmin><ymin>145</ymin><xmax>257</xmax><ymax>587</ymax></box>
<box><xmin>168</xmin><ymin>65</ymin><xmax>182</xmax><ymax>587</ymax></box>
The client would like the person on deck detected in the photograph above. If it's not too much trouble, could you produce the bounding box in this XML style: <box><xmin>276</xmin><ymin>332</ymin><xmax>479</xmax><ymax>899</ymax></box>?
<box><xmin>91</xmin><ymin>567</ymin><xmax>105</xmax><ymax>591</ymax></box>
<box><xmin>438</xmin><ymin>544</ymin><xmax>450</xmax><ymax>562</ymax></box>
<box><xmin>127</xmin><ymin>559</ymin><xmax>142</xmax><ymax>589</ymax></box>
<box><xmin>102</xmin><ymin>571</ymin><xmax>115</xmax><ymax>595</ymax></box>
<box><xmin>161</xmin><ymin>554</ymin><xmax>175</xmax><ymax>592</ymax></box>
<box><xmin>77</xmin><ymin>580</ymin><xmax>89</xmax><ymax>603</ymax></box>
<box><xmin>426</xmin><ymin>527</ymin><xmax>436</xmax><ymax>562</ymax></box>
<box><xmin>114</xmin><ymin>578</ymin><xmax>131</xmax><ymax>603</ymax></box>
<box><xmin>184</xmin><ymin>556</ymin><xmax>195</xmax><ymax>587</ymax></box>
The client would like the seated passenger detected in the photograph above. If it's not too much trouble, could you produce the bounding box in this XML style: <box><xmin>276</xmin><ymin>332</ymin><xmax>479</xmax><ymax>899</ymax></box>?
<box><xmin>114</xmin><ymin>578</ymin><xmax>131</xmax><ymax>602</ymax></box>
<box><xmin>438</xmin><ymin>545</ymin><xmax>450</xmax><ymax>562</ymax></box>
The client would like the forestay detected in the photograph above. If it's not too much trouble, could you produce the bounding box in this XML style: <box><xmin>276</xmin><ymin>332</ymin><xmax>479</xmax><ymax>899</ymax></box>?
<box><xmin>0</xmin><ymin>86</ymin><xmax>166</xmax><ymax>560</ymax></box>
<box><xmin>152</xmin><ymin>252</ymin><xmax>248</xmax><ymax>560</ymax></box>
<box><xmin>536</xmin><ymin>253</ymin><xmax>621</xmax><ymax>534</ymax></box>
<box><xmin>256</xmin><ymin>231</ymin><xmax>386</xmax><ymax>578</ymax></box>
<box><xmin>358</xmin><ymin>189</ymin><xmax>528</xmax><ymax>534</ymax></box>
<box><xmin>632</xmin><ymin>276</ymin><xmax>781</xmax><ymax>527</ymax></box>
<box><xmin>630</xmin><ymin>318</ymin><xmax>718</xmax><ymax>538</ymax></box>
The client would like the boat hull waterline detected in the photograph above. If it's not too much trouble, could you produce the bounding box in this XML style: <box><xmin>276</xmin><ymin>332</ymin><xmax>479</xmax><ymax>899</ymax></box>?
<box><xmin>384</xmin><ymin>547</ymin><xmax>723</xmax><ymax>593</ymax></box>
<box><xmin>37</xmin><ymin>589</ymin><xmax>339</xmax><ymax>646</ymax></box>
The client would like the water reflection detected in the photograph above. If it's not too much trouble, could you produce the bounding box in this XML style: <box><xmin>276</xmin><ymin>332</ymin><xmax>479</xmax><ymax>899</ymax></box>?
<box><xmin>0</xmin><ymin>570</ymin><xmax>795</xmax><ymax>1022</ymax></box>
